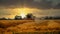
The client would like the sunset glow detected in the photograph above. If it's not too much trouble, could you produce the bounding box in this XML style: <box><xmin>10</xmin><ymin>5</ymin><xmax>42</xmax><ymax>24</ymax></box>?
<box><xmin>18</xmin><ymin>8</ymin><xmax>39</xmax><ymax>18</ymax></box>
<box><xmin>19</xmin><ymin>8</ymin><xmax>32</xmax><ymax>18</ymax></box>
<box><xmin>0</xmin><ymin>8</ymin><xmax>40</xmax><ymax>18</ymax></box>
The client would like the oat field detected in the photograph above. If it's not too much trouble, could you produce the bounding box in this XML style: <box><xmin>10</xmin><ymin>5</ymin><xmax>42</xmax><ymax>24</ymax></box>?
<box><xmin>0</xmin><ymin>20</ymin><xmax>60</xmax><ymax>34</ymax></box>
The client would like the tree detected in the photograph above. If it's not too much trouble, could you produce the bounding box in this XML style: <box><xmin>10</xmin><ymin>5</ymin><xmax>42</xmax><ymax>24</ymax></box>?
<box><xmin>26</xmin><ymin>13</ymin><xmax>33</xmax><ymax>18</ymax></box>
<box><xmin>0</xmin><ymin>17</ymin><xmax>7</xmax><ymax>20</ymax></box>
<box><xmin>26</xmin><ymin>13</ymin><xmax>34</xmax><ymax>20</ymax></box>
<box><xmin>15</xmin><ymin>15</ymin><xmax>22</xmax><ymax>20</ymax></box>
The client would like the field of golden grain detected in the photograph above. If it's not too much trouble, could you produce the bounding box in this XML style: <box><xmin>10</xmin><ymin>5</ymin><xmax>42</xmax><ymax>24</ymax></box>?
<box><xmin>0</xmin><ymin>20</ymin><xmax>60</xmax><ymax>34</ymax></box>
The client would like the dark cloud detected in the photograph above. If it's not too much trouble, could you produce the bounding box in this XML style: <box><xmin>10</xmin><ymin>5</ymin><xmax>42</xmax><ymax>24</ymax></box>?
<box><xmin>0</xmin><ymin>0</ymin><xmax>60</xmax><ymax>9</ymax></box>
<box><xmin>25</xmin><ymin>0</ymin><xmax>60</xmax><ymax>9</ymax></box>
<box><xmin>0</xmin><ymin>0</ymin><xmax>24</xmax><ymax>8</ymax></box>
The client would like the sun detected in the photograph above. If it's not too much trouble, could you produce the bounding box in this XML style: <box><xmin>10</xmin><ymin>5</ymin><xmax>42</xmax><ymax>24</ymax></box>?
<box><xmin>19</xmin><ymin>8</ymin><xmax>31</xmax><ymax>18</ymax></box>
<box><xmin>20</xmin><ymin>13</ymin><xmax>26</xmax><ymax>18</ymax></box>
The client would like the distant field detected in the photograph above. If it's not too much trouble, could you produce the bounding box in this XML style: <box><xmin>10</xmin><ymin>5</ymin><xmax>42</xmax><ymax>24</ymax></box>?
<box><xmin>0</xmin><ymin>20</ymin><xmax>60</xmax><ymax>34</ymax></box>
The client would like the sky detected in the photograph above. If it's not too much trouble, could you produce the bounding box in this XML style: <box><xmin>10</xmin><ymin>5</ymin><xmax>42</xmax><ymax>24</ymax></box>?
<box><xmin>0</xmin><ymin>0</ymin><xmax>60</xmax><ymax>18</ymax></box>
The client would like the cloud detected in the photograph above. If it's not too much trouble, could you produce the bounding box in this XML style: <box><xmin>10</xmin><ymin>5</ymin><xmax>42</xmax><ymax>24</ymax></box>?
<box><xmin>0</xmin><ymin>0</ymin><xmax>60</xmax><ymax>18</ymax></box>
<box><xmin>0</xmin><ymin>0</ymin><xmax>23</xmax><ymax>8</ymax></box>
<box><xmin>33</xmin><ymin>9</ymin><xmax>60</xmax><ymax>17</ymax></box>
<box><xmin>0</xmin><ymin>0</ymin><xmax>60</xmax><ymax>9</ymax></box>
<box><xmin>0</xmin><ymin>9</ymin><xmax>20</xmax><ymax>15</ymax></box>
